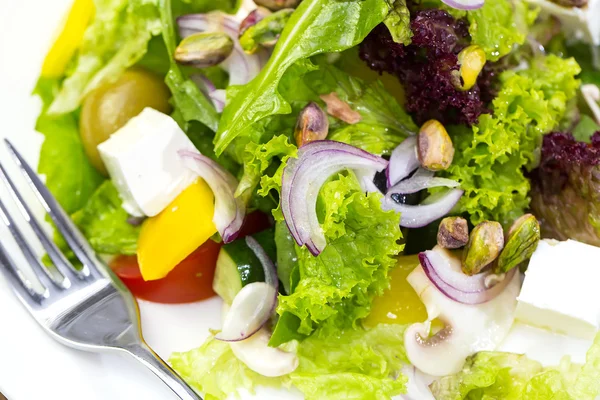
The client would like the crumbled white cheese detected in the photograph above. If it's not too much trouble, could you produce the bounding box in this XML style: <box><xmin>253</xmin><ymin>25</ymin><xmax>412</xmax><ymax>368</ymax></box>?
<box><xmin>516</xmin><ymin>239</ymin><xmax>600</xmax><ymax>339</ymax></box>
<box><xmin>97</xmin><ymin>108</ymin><xmax>197</xmax><ymax>217</ymax></box>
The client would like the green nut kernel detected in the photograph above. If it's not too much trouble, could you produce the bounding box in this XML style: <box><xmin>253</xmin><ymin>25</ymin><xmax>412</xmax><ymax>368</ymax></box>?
<box><xmin>175</xmin><ymin>32</ymin><xmax>234</xmax><ymax>68</ymax></box>
<box><xmin>437</xmin><ymin>217</ymin><xmax>469</xmax><ymax>249</ymax></box>
<box><xmin>495</xmin><ymin>214</ymin><xmax>541</xmax><ymax>273</ymax></box>
<box><xmin>417</xmin><ymin>120</ymin><xmax>455</xmax><ymax>171</ymax></box>
<box><xmin>462</xmin><ymin>221</ymin><xmax>504</xmax><ymax>276</ymax></box>
<box><xmin>240</xmin><ymin>8</ymin><xmax>293</xmax><ymax>54</ymax></box>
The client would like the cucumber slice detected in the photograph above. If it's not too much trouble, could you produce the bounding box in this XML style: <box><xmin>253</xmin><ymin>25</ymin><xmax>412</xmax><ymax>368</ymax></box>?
<box><xmin>213</xmin><ymin>229</ymin><xmax>275</xmax><ymax>304</ymax></box>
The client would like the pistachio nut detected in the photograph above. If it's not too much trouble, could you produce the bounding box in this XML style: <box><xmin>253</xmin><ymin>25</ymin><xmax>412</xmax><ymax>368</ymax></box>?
<box><xmin>462</xmin><ymin>221</ymin><xmax>504</xmax><ymax>276</ymax></box>
<box><xmin>451</xmin><ymin>45</ymin><xmax>486</xmax><ymax>92</ymax></box>
<box><xmin>320</xmin><ymin>93</ymin><xmax>362</xmax><ymax>124</ymax></box>
<box><xmin>495</xmin><ymin>214</ymin><xmax>541</xmax><ymax>273</ymax></box>
<box><xmin>294</xmin><ymin>102</ymin><xmax>329</xmax><ymax>147</ymax></box>
<box><xmin>239</xmin><ymin>7</ymin><xmax>271</xmax><ymax>37</ymax></box>
<box><xmin>417</xmin><ymin>120</ymin><xmax>454</xmax><ymax>171</ymax></box>
<box><xmin>240</xmin><ymin>8</ymin><xmax>294</xmax><ymax>54</ymax></box>
<box><xmin>437</xmin><ymin>217</ymin><xmax>469</xmax><ymax>249</ymax></box>
<box><xmin>254</xmin><ymin>0</ymin><xmax>301</xmax><ymax>11</ymax></box>
<box><xmin>174</xmin><ymin>32</ymin><xmax>234</xmax><ymax>68</ymax></box>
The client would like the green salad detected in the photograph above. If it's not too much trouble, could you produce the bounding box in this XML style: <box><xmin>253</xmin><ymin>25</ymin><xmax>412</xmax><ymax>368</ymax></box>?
<box><xmin>36</xmin><ymin>0</ymin><xmax>600</xmax><ymax>398</ymax></box>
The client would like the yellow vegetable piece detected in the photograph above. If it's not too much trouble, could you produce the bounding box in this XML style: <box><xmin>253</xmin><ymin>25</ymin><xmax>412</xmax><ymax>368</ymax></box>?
<box><xmin>364</xmin><ymin>255</ymin><xmax>428</xmax><ymax>327</ymax></box>
<box><xmin>41</xmin><ymin>0</ymin><xmax>94</xmax><ymax>78</ymax></box>
<box><xmin>138</xmin><ymin>180</ymin><xmax>217</xmax><ymax>281</ymax></box>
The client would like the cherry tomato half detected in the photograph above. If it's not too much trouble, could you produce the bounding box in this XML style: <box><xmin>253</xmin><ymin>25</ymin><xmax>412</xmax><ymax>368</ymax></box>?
<box><xmin>111</xmin><ymin>239</ymin><xmax>221</xmax><ymax>304</ymax></box>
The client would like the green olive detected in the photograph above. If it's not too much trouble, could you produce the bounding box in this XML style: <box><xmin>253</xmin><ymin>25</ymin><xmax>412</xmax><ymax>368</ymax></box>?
<box><xmin>79</xmin><ymin>68</ymin><xmax>172</xmax><ymax>175</ymax></box>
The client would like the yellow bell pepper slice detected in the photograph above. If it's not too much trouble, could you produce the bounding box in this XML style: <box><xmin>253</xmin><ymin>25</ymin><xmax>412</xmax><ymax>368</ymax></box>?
<box><xmin>137</xmin><ymin>179</ymin><xmax>217</xmax><ymax>281</ymax></box>
<box><xmin>364</xmin><ymin>255</ymin><xmax>428</xmax><ymax>327</ymax></box>
<box><xmin>41</xmin><ymin>0</ymin><xmax>95</xmax><ymax>78</ymax></box>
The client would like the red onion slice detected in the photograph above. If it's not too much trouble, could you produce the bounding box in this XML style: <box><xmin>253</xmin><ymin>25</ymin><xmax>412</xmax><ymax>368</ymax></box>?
<box><xmin>355</xmin><ymin>168</ymin><xmax>381</xmax><ymax>194</ymax></box>
<box><xmin>382</xmin><ymin>188</ymin><xmax>463</xmax><ymax>228</ymax></box>
<box><xmin>387</xmin><ymin>136</ymin><xmax>419</xmax><ymax>188</ymax></box>
<box><xmin>281</xmin><ymin>141</ymin><xmax>388</xmax><ymax>256</ymax></box>
<box><xmin>441</xmin><ymin>0</ymin><xmax>484</xmax><ymax>10</ymax></box>
<box><xmin>191</xmin><ymin>74</ymin><xmax>225</xmax><ymax>112</ymax></box>
<box><xmin>180</xmin><ymin>150</ymin><xmax>245</xmax><ymax>243</ymax></box>
<box><xmin>216</xmin><ymin>236</ymin><xmax>278</xmax><ymax>342</ymax></box>
<box><xmin>210</xmin><ymin>89</ymin><xmax>227</xmax><ymax>113</ymax></box>
<box><xmin>177</xmin><ymin>13</ymin><xmax>267</xmax><ymax>85</ymax></box>
<box><xmin>419</xmin><ymin>246</ymin><xmax>517</xmax><ymax>305</ymax></box>
<box><xmin>388</xmin><ymin>168</ymin><xmax>459</xmax><ymax>195</ymax></box>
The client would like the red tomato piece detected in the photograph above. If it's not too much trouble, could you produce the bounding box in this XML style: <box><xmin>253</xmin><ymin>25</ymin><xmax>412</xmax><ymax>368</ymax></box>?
<box><xmin>110</xmin><ymin>239</ymin><xmax>221</xmax><ymax>304</ymax></box>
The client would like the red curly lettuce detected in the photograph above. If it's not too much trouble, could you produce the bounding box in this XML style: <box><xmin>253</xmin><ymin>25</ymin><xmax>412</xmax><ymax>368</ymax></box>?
<box><xmin>359</xmin><ymin>10</ymin><xmax>499</xmax><ymax>126</ymax></box>
<box><xmin>531</xmin><ymin>131</ymin><xmax>600</xmax><ymax>246</ymax></box>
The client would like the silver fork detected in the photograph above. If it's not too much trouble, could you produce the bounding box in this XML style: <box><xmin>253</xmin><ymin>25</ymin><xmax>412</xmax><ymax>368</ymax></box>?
<box><xmin>0</xmin><ymin>139</ymin><xmax>201</xmax><ymax>400</ymax></box>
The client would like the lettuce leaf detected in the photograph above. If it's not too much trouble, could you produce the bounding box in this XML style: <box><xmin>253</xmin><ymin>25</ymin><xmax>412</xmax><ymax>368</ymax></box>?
<box><xmin>170</xmin><ymin>324</ymin><xmax>408</xmax><ymax>400</ymax></box>
<box><xmin>383</xmin><ymin>0</ymin><xmax>412</xmax><ymax>45</ymax></box>
<box><xmin>445</xmin><ymin>0</ymin><xmax>537</xmax><ymax>62</ymax></box>
<box><xmin>71</xmin><ymin>181</ymin><xmax>141</xmax><ymax>255</ymax></box>
<box><xmin>170</xmin><ymin>337</ymin><xmax>287</xmax><ymax>400</ymax></box>
<box><xmin>275</xmin><ymin>174</ymin><xmax>404</xmax><ymax>339</ymax></box>
<box><xmin>445</xmin><ymin>55</ymin><xmax>581</xmax><ymax>226</ymax></box>
<box><xmin>34</xmin><ymin>78</ymin><xmax>104</xmax><ymax>214</ymax></box>
<box><xmin>159</xmin><ymin>0</ymin><xmax>220</xmax><ymax>132</ymax></box>
<box><xmin>214</xmin><ymin>0</ymin><xmax>391</xmax><ymax>155</ymax></box>
<box><xmin>48</xmin><ymin>0</ymin><xmax>163</xmax><ymax>114</ymax></box>
<box><xmin>304</xmin><ymin>63</ymin><xmax>418</xmax><ymax>155</ymax></box>
<box><xmin>236</xmin><ymin>135</ymin><xmax>297</xmax><ymax>204</ymax></box>
<box><xmin>431</xmin><ymin>333</ymin><xmax>600</xmax><ymax>400</ymax></box>
<box><xmin>291</xmin><ymin>324</ymin><xmax>408</xmax><ymax>400</ymax></box>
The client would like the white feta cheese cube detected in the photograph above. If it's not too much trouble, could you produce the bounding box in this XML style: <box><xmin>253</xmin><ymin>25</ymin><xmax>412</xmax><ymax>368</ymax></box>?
<box><xmin>516</xmin><ymin>239</ymin><xmax>600</xmax><ymax>339</ymax></box>
<box><xmin>526</xmin><ymin>0</ymin><xmax>600</xmax><ymax>45</ymax></box>
<box><xmin>97</xmin><ymin>108</ymin><xmax>198</xmax><ymax>217</ymax></box>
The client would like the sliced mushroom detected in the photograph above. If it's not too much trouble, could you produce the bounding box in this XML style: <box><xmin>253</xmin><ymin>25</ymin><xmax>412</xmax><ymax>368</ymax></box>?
<box><xmin>404</xmin><ymin>264</ymin><xmax>520</xmax><ymax>376</ymax></box>
<box><xmin>230</xmin><ymin>326</ymin><xmax>299</xmax><ymax>377</ymax></box>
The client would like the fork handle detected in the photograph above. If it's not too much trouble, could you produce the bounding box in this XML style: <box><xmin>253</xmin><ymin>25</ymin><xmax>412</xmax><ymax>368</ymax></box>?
<box><xmin>124</xmin><ymin>343</ymin><xmax>202</xmax><ymax>400</ymax></box>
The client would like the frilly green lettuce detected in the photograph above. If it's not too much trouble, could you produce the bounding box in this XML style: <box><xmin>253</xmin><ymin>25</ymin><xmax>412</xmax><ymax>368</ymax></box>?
<box><xmin>431</xmin><ymin>333</ymin><xmax>600</xmax><ymax>400</ymax></box>
<box><xmin>170</xmin><ymin>337</ymin><xmax>287</xmax><ymax>399</ymax></box>
<box><xmin>170</xmin><ymin>324</ymin><xmax>408</xmax><ymax>400</ymax></box>
<box><xmin>445</xmin><ymin>55</ymin><xmax>581</xmax><ymax>226</ymax></box>
<box><xmin>275</xmin><ymin>174</ymin><xmax>404</xmax><ymax>338</ymax></box>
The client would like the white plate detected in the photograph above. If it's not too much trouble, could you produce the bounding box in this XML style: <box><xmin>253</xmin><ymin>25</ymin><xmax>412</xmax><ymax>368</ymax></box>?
<box><xmin>0</xmin><ymin>1</ymin><xmax>594</xmax><ymax>399</ymax></box>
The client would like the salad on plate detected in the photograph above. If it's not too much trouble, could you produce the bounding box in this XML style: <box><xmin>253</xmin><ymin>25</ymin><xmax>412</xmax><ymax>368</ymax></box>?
<box><xmin>33</xmin><ymin>0</ymin><xmax>600</xmax><ymax>398</ymax></box>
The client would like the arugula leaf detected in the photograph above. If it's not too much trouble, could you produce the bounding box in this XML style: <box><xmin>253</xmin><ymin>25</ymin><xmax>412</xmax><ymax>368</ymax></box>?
<box><xmin>34</xmin><ymin>78</ymin><xmax>104</xmax><ymax>214</ymax></box>
<box><xmin>214</xmin><ymin>0</ymin><xmax>391</xmax><ymax>155</ymax></box>
<box><xmin>48</xmin><ymin>0</ymin><xmax>163</xmax><ymax>114</ymax></box>
<box><xmin>383</xmin><ymin>0</ymin><xmax>412</xmax><ymax>45</ymax></box>
<box><xmin>275</xmin><ymin>173</ymin><xmax>404</xmax><ymax>339</ymax></box>
<box><xmin>159</xmin><ymin>0</ymin><xmax>220</xmax><ymax>132</ymax></box>
<box><xmin>72</xmin><ymin>181</ymin><xmax>141</xmax><ymax>255</ymax></box>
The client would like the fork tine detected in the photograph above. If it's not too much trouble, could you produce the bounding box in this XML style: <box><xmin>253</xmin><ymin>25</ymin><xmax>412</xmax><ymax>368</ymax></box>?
<box><xmin>0</xmin><ymin>161</ymin><xmax>86</xmax><ymax>281</ymax></box>
<box><xmin>5</xmin><ymin>139</ymin><xmax>98</xmax><ymax>277</ymax></box>
<box><xmin>0</xmin><ymin>223</ymin><xmax>49</xmax><ymax>304</ymax></box>
<box><xmin>0</xmin><ymin>195</ymin><xmax>69</xmax><ymax>289</ymax></box>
